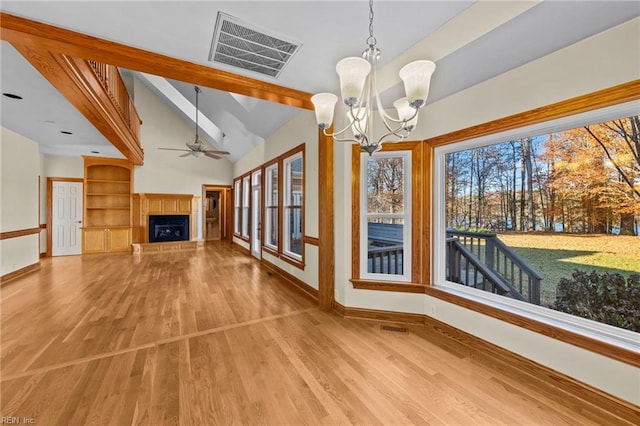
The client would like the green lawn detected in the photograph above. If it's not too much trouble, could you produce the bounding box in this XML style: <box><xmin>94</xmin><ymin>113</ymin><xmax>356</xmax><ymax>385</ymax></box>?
<box><xmin>496</xmin><ymin>233</ymin><xmax>640</xmax><ymax>305</ymax></box>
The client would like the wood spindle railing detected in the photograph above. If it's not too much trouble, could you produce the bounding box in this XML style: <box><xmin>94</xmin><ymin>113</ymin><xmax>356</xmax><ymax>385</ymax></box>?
<box><xmin>88</xmin><ymin>60</ymin><xmax>141</xmax><ymax>146</ymax></box>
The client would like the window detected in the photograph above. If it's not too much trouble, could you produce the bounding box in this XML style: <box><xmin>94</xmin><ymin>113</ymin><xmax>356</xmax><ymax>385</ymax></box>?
<box><xmin>283</xmin><ymin>151</ymin><xmax>303</xmax><ymax>260</ymax></box>
<box><xmin>233</xmin><ymin>179</ymin><xmax>241</xmax><ymax>235</ymax></box>
<box><xmin>264</xmin><ymin>162</ymin><xmax>279</xmax><ymax>250</ymax></box>
<box><xmin>241</xmin><ymin>175</ymin><xmax>250</xmax><ymax>239</ymax></box>
<box><xmin>352</xmin><ymin>142</ymin><xmax>423</xmax><ymax>286</ymax></box>
<box><xmin>433</xmin><ymin>101</ymin><xmax>640</xmax><ymax>337</ymax></box>
<box><xmin>360</xmin><ymin>151</ymin><xmax>411</xmax><ymax>281</ymax></box>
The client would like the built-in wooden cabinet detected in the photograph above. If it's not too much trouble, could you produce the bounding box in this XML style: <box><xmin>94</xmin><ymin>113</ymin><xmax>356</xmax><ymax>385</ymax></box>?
<box><xmin>82</xmin><ymin>156</ymin><xmax>133</xmax><ymax>253</ymax></box>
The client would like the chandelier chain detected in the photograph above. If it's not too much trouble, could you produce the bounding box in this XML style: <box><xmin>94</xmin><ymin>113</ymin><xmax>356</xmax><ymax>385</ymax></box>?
<box><xmin>367</xmin><ymin>0</ymin><xmax>376</xmax><ymax>48</ymax></box>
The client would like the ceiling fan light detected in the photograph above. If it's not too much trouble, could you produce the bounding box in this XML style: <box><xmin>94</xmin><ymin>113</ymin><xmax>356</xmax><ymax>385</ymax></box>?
<box><xmin>399</xmin><ymin>60</ymin><xmax>436</xmax><ymax>109</ymax></box>
<box><xmin>393</xmin><ymin>97</ymin><xmax>418</xmax><ymax>131</ymax></box>
<box><xmin>311</xmin><ymin>93</ymin><xmax>338</xmax><ymax>129</ymax></box>
<box><xmin>336</xmin><ymin>57</ymin><xmax>371</xmax><ymax>107</ymax></box>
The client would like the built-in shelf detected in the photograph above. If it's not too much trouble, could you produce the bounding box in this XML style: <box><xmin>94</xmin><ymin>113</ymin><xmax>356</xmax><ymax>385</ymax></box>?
<box><xmin>83</xmin><ymin>156</ymin><xmax>133</xmax><ymax>253</ymax></box>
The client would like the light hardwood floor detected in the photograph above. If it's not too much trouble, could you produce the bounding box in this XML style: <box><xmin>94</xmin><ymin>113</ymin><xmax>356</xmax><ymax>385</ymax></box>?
<box><xmin>0</xmin><ymin>242</ymin><xmax>633</xmax><ymax>425</ymax></box>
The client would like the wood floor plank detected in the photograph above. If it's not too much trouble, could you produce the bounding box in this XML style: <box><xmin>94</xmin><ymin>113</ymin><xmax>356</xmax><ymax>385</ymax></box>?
<box><xmin>1</xmin><ymin>241</ymin><xmax>635</xmax><ymax>425</ymax></box>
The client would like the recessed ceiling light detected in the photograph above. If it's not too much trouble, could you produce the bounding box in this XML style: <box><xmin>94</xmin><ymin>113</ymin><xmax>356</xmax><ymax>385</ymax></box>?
<box><xmin>3</xmin><ymin>93</ymin><xmax>23</xmax><ymax>100</ymax></box>
<box><xmin>60</xmin><ymin>131</ymin><xmax>73</xmax><ymax>135</ymax></box>
<box><xmin>91</xmin><ymin>151</ymin><xmax>100</xmax><ymax>154</ymax></box>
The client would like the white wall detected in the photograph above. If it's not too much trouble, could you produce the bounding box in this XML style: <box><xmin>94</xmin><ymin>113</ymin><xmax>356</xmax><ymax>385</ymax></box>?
<box><xmin>234</xmin><ymin>110</ymin><xmax>320</xmax><ymax>289</ymax></box>
<box><xmin>334</xmin><ymin>18</ymin><xmax>640</xmax><ymax>404</ymax></box>
<box><xmin>132</xmin><ymin>77</ymin><xmax>234</xmax><ymax>239</ymax></box>
<box><xmin>1</xmin><ymin>127</ymin><xmax>40</xmax><ymax>275</ymax></box>
<box><xmin>43</xmin><ymin>154</ymin><xmax>83</xmax><ymax>179</ymax></box>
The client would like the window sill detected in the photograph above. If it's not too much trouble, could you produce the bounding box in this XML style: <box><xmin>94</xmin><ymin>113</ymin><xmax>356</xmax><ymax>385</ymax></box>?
<box><xmin>280</xmin><ymin>254</ymin><xmax>305</xmax><ymax>270</ymax></box>
<box><xmin>351</xmin><ymin>279</ymin><xmax>426</xmax><ymax>293</ymax></box>
<box><xmin>261</xmin><ymin>246</ymin><xmax>305</xmax><ymax>270</ymax></box>
<box><xmin>262</xmin><ymin>245</ymin><xmax>279</xmax><ymax>258</ymax></box>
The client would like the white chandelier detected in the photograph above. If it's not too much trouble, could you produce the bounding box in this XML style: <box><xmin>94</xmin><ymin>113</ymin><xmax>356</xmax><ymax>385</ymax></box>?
<box><xmin>311</xmin><ymin>0</ymin><xmax>436</xmax><ymax>154</ymax></box>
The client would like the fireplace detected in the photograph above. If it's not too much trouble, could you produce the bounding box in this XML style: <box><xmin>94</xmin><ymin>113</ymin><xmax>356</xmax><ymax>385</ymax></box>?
<box><xmin>148</xmin><ymin>215</ymin><xmax>189</xmax><ymax>243</ymax></box>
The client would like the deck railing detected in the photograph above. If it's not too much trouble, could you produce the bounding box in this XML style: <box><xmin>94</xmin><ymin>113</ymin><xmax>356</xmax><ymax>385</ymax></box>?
<box><xmin>87</xmin><ymin>61</ymin><xmax>141</xmax><ymax>144</ymax></box>
<box><xmin>446</xmin><ymin>230</ymin><xmax>542</xmax><ymax>305</ymax></box>
<box><xmin>368</xmin><ymin>245</ymin><xmax>403</xmax><ymax>275</ymax></box>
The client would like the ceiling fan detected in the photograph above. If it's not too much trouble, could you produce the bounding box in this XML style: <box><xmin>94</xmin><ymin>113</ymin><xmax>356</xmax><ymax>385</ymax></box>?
<box><xmin>158</xmin><ymin>86</ymin><xmax>230</xmax><ymax>159</ymax></box>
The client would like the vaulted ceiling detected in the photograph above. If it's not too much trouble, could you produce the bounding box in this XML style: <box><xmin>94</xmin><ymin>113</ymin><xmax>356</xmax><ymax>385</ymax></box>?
<box><xmin>1</xmin><ymin>1</ymin><xmax>638</xmax><ymax>162</ymax></box>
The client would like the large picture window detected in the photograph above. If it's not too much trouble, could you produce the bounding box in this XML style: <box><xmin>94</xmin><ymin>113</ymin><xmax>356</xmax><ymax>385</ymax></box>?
<box><xmin>264</xmin><ymin>162</ymin><xmax>279</xmax><ymax>250</ymax></box>
<box><xmin>283</xmin><ymin>151</ymin><xmax>304</xmax><ymax>260</ymax></box>
<box><xmin>434</xmin><ymin>102</ymin><xmax>639</xmax><ymax>338</ymax></box>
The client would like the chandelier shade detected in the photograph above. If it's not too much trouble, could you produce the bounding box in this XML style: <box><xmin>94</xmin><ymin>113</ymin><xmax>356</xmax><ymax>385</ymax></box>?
<box><xmin>399</xmin><ymin>60</ymin><xmax>436</xmax><ymax>109</ymax></box>
<box><xmin>393</xmin><ymin>98</ymin><xmax>419</xmax><ymax>131</ymax></box>
<box><xmin>311</xmin><ymin>0</ymin><xmax>436</xmax><ymax>154</ymax></box>
<box><xmin>310</xmin><ymin>93</ymin><xmax>339</xmax><ymax>129</ymax></box>
<box><xmin>336</xmin><ymin>57</ymin><xmax>371</xmax><ymax>106</ymax></box>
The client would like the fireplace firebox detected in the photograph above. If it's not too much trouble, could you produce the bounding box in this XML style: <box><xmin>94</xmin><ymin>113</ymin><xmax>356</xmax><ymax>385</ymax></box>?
<box><xmin>148</xmin><ymin>215</ymin><xmax>189</xmax><ymax>243</ymax></box>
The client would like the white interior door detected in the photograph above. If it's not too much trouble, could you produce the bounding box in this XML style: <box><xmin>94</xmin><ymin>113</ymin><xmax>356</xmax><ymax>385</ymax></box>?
<box><xmin>251</xmin><ymin>173</ymin><xmax>261</xmax><ymax>259</ymax></box>
<box><xmin>52</xmin><ymin>181</ymin><xmax>83</xmax><ymax>256</ymax></box>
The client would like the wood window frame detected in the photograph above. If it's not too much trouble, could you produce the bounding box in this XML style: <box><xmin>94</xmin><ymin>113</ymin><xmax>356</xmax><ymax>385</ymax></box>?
<box><xmin>233</xmin><ymin>178</ymin><xmax>242</xmax><ymax>237</ymax></box>
<box><xmin>259</xmin><ymin>144</ymin><xmax>306</xmax><ymax>269</ymax></box>
<box><xmin>240</xmin><ymin>174</ymin><xmax>251</xmax><ymax>241</ymax></box>
<box><xmin>233</xmin><ymin>172</ymin><xmax>252</xmax><ymax>242</ymax></box>
<box><xmin>351</xmin><ymin>141</ymin><xmax>424</xmax><ymax>288</ymax></box>
<box><xmin>350</xmin><ymin>80</ymin><xmax>640</xmax><ymax>367</ymax></box>
<box><xmin>262</xmin><ymin>158</ymin><xmax>281</xmax><ymax>257</ymax></box>
<box><xmin>281</xmin><ymin>147</ymin><xmax>305</xmax><ymax>266</ymax></box>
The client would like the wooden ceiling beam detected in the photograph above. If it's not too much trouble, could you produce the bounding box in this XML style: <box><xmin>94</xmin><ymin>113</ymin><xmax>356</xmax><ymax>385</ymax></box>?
<box><xmin>0</xmin><ymin>12</ymin><xmax>314</xmax><ymax>110</ymax></box>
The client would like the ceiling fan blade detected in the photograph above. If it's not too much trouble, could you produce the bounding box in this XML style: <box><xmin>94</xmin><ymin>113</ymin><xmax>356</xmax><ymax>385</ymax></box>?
<box><xmin>158</xmin><ymin>148</ymin><xmax>191</xmax><ymax>152</ymax></box>
<box><xmin>179</xmin><ymin>152</ymin><xmax>193</xmax><ymax>157</ymax></box>
<box><xmin>204</xmin><ymin>152</ymin><xmax>222</xmax><ymax>159</ymax></box>
<box><xmin>204</xmin><ymin>150</ymin><xmax>231</xmax><ymax>155</ymax></box>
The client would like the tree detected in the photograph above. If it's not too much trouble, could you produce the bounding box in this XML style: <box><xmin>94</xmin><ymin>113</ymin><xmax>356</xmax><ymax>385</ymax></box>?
<box><xmin>584</xmin><ymin>116</ymin><xmax>640</xmax><ymax>235</ymax></box>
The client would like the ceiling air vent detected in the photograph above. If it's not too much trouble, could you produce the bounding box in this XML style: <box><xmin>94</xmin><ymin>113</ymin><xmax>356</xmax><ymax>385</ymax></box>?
<box><xmin>209</xmin><ymin>12</ymin><xmax>301</xmax><ymax>79</ymax></box>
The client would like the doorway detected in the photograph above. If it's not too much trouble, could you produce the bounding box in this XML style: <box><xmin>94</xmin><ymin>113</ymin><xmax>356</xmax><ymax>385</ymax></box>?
<box><xmin>205</xmin><ymin>191</ymin><xmax>221</xmax><ymax>240</ymax></box>
<box><xmin>202</xmin><ymin>185</ymin><xmax>231</xmax><ymax>241</ymax></box>
<box><xmin>48</xmin><ymin>178</ymin><xmax>83</xmax><ymax>256</ymax></box>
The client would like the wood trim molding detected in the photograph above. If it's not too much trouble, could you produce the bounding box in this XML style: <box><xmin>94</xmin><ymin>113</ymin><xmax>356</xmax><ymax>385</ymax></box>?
<box><xmin>0</xmin><ymin>262</ymin><xmax>40</xmax><ymax>285</ymax></box>
<box><xmin>333</xmin><ymin>303</ymin><xmax>640</xmax><ymax>424</ymax></box>
<box><xmin>424</xmin><ymin>80</ymin><xmax>640</xmax><ymax>147</ymax></box>
<box><xmin>278</xmin><ymin>254</ymin><xmax>305</xmax><ymax>270</ymax></box>
<box><xmin>202</xmin><ymin>185</ymin><xmax>232</xmax><ymax>241</ymax></box>
<box><xmin>303</xmin><ymin>236</ymin><xmax>320</xmax><ymax>246</ymax></box>
<box><xmin>335</xmin><ymin>303</ymin><xmax>426</xmax><ymax>326</ymax></box>
<box><xmin>39</xmin><ymin>224</ymin><xmax>47</xmax><ymax>229</ymax></box>
<box><xmin>0</xmin><ymin>228</ymin><xmax>41</xmax><ymax>240</ymax></box>
<box><xmin>350</xmin><ymin>279</ymin><xmax>427</xmax><ymax>294</ymax></box>
<box><xmin>318</xmin><ymin>129</ymin><xmax>335</xmax><ymax>311</ymax></box>
<box><xmin>0</xmin><ymin>12</ymin><xmax>313</xmax><ymax>110</ymax></box>
<box><xmin>351</xmin><ymin>141</ymin><xmax>423</xmax><ymax>282</ymax></box>
<box><xmin>423</xmin><ymin>285</ymin><xmax>639</xmax><ymax>368</ymax></box>
<box><xmin>47</xmin><ymin>177</ymin><xmax>84</xmax><ymax>257</ymax></box>
<box><xmin>260</xmin><ymin>258</ymin><xmax>318</xmax><ymax>302</ymax></box>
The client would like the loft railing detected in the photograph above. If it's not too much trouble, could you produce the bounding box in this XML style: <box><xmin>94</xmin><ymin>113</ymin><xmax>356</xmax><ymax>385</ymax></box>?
<box><xmin>446</xmin><ymin>230</ymin><xmax>542</xmax><ymax>305</ymax></box>
<box><xmin>87</xmin><ymin>60</ymin><xmax>141</xmax><ymax>145</ymax></box>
